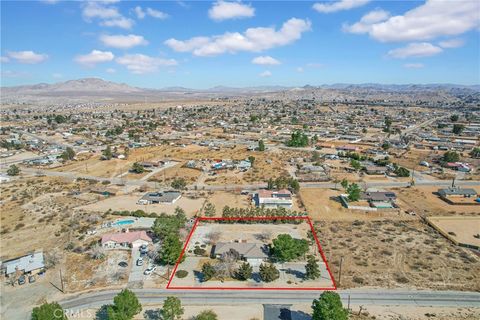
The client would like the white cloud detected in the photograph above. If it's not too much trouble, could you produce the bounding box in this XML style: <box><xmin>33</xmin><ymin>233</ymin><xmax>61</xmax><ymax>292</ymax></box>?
<box><xmin>75</xmin><ymin>50</ymin><xmax>114</xmax><ymax>66</ymax></box>
<box><xmin>116</xmin><ymin>54</ymin><xmax>177</xmax><ymax>74</ymax></box>
<box><xmin>342</xmin><ymin>9</ymin><xmax>390</xmax><ymax>33</ymax></box>
<box><xmin>146</xmin><ymin>8</ymin><xmax>169</xmax><ymax>19</ymax></box>
<box><xmin>100</xmin><ymin>17</ymin><xmax>134</xmax><ymax>29</ymax></box>
<box><xmin>165</xmin><ymin>18</ymin><xmax>311</xmax><ymax>56</ymax></box>
<box><xmin>252</xmin><ymin>56</ymin><xmax>281</xmax><ymax>65</ymax></box>
<box><xmin>209</xmin><ymin>1</ymin><xmax>255</xmax><ymax>21</ymax></box>
<box><xmin>306</xmin><ymin>62</ymin><xmax>323</xmax><ymax>68</ymax></box>
<box><xmin>134</xmin><ymin>6</ymin><xmax>146</xmax><ymax>19</ymax></box>
<box><xmin>82</xmin><ymin>1</ymin><xmax>120</xmax><ymax>20</ymax></box>
<box><xmin>438</xmin><ymin>38</ymin><xmax>465</xmax><ymax>49</ymax></box>
<box><xmin>387</xmin><ymin>42</ymin><xmax>443</xmax><ymax>59</ymax></box>
<box><xmin>41</xmin><ymin>0</ymin><xmax>60</xmax><ymax>4</ymax></box>
<box><xmin>313</xmin><ymin>0</ymin><xmax>370</xmax><ymax>14</ymax></box>
<box><xmin>52</xmin><ymin>73</ymin><xmax>63</xmax><ymax>78</ymax></box>
<box><xmin>1</xmin><ymin>70</ymin><xmax>30</xmax><ymax>78</ymax></box>
<box><xmin>403</xmin><ymin>63</ymin><xmax>424</xmax><ymax>69</ymax></box>
<box><xmin>346</xmin><ymin>0</ymin><xmax>480</xmax><ymax>42</ymax></box>
<box><xmin>259</xmin><ymin>70</ymin><xmax>272</xmax><ymax>77</ymax></box>
<box><xmin>296</xmin><ymin>67</ymin><xmax>304</xmax><ymax>73</ymax></box>
<box><xmin>100</xmin><ymin>34</ymin><xmax>148</xmax><ymax>49</ymax></box>
<box><xmin>7</xmin><ymin>50</ymin><xmax>48</xmax><ymax>64</ymax></box>
<box><xmin>82</xmin><ymin>1</ymin><xmax>133</xmax><ymax>29</ymax></box>
<box><xmin>0</xmin><ymin>56</ymin><xmax>10</xmax><ymax>63</ymax></box>
<box><xmin>135</xmin><ymin>6</ymin><xmax>169</xmax><ymax>20</ymax></box>
<box><xmin>106</xmin><ymin>68</ymin><xmax>116</xmax><ymax>73</ymax></box>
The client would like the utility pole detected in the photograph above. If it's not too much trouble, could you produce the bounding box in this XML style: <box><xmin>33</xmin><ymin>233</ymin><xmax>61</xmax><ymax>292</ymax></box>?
<box><xmin>338</xmin><ymin>256</ymin><xmax>344</xmax><ymax>287</ymax></box>
<box><xmin>59</xmin><ymin>268</ymin><xmax>64</xmax><ymax>293</ymax></box>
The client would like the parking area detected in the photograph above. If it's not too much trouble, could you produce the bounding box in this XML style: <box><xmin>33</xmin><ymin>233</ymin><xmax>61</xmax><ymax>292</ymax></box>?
<box><xmin>128</xmin><ymin>248</ymin><xmax>145</xmax><ymax>283</ymax></box>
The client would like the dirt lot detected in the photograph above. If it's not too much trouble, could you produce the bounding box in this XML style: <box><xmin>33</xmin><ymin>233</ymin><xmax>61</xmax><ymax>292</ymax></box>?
<box><xmin>78</xmin><ymin>194</ymin><xmax>205</xmax><ymax>217</ymax></box>
<box><xmin>299</xmin><ymin>188</ymin><xmax>416</xmax><ymax>221</ymax></box>
<box><xmin>64</xmin><ymin>250</ymin><xmax>130</xmax><ymax>292</ymax></box>
<box><xmin>314</xmin><ymin>219</ymin><xmax>480</xmax><ymax>291</ymax></box>
<box><xmin>427</xmin><ymin>216</ymin><xmax>480</xmax><ymax>248</ymax></box>
<box><xmin>0</xmin><ymin>177</ymin><xmax>100</xmax><ymax>259</ymax></box>
<box><xmin>395</xmin><ymin>186</ymin><xmax>480</xmax><ymax>216</ymax></box>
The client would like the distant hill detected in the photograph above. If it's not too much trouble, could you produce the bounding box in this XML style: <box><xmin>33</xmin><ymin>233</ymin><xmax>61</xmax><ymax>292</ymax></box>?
<box><xmin>1</xmin><ymin>77</ymin><xmax>478</xmax><ymax>106</ymax></box>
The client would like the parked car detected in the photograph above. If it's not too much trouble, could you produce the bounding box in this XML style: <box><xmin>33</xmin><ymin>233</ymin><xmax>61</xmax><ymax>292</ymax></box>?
<box><xmin>28</xmin><ymin>275</ymin><xmax>36</xmax><ymax>283</ymax></box>
<box><xmin>140</xmin><ymin>245</ymin><xmax>148</xmax><ymax>255</ymax></box>
<box><xmin>136</xmin><ymin>257</ymin><xmax>144</xmax><ymax>266</ymax></box>
<box><xmin>118</xmin><ymin>261</ymin><xmax>128</xmax><ymax>268</ymax></box>
<box><xmin>144</xmin><ymin>265</ymin><xmax>157</xmax><ymax>275</ymax></box>
<box><xmin>18</xmin><ymin>275</ymin><xmax>26</xmax><ymax>285</ymax></box>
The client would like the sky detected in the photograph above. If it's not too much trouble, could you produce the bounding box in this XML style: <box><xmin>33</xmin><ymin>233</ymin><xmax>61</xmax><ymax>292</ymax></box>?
<box><xmin>1</xmin><ymin>0</ymin><xmax>479</xmax><ymax>88</ymax></box>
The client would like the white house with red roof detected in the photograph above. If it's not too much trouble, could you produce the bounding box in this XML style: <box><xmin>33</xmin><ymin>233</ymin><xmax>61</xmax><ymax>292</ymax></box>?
<box><xmin>101</xmin><ymin>230</ymin><xmax>152</xmax><ymax>249</ymax></box>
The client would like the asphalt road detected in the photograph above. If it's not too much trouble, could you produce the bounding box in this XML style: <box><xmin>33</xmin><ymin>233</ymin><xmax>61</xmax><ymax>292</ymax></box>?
<box><xmin>59</xmin><ymin>288</ymin><xmax>480</xmax><ymax>310</ymax></box>
<box><xmin>11</xmin><ymin>167</ymin><xmax>480</xmax><ymax>190</ymax></box>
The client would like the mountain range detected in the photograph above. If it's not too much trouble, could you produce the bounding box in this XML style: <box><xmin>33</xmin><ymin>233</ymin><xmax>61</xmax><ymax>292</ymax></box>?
<box><xmin>1</xmin><ymin>78</ymin><xmax>479</xmax><ymax>105</ymax></box>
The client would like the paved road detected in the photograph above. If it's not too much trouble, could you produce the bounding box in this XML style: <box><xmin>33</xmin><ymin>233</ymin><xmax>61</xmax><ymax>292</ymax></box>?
<box><xmin>60</xmin><ymin>288</ymin><xmax>480</xmax><ymax>310</ymax></box>
<box><xmin>12</xmin><ymin>167</ymin><xmax>480</xmax><ymax>190</ymax></box>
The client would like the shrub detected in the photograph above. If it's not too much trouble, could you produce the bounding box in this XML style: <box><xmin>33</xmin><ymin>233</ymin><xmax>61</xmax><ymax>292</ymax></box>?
<box><xmin>176</xmin><ymin>270</ymin><xmax>188</xmax><ymax>278</ymax></box>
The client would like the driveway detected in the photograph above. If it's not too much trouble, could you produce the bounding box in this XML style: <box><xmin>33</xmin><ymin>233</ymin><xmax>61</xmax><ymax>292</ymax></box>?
<box><xmin>128</xmin><ymin>248</ymin><xmax>145</xmax><ymax>284</ymax></box>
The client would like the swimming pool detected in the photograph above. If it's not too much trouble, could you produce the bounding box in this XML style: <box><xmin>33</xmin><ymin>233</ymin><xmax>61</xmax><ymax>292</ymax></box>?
<box><xmin>113</xmin><ymin>219</ymin><xmax>135</xmax><ymax>226</ymax></box>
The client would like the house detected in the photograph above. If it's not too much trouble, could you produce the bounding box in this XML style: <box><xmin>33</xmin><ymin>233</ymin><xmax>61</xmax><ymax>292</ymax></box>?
<box><xmin>137</xmin><ymin>191</ymin><xmax>182</xmax><ymax>205</ymax></box>
<box><xmin>336</xmin><ymin>145</ymin><xmax>358</xmax><ymax>152</ymax></box>
<box><xmin>360</xmin><ymin>191</ymin><xmax>397</xmax><ymax>209</ymax></box>
<box><xmin>213</xmin><ymin>242</ymin><xmax>268</xmax><ymax>266</ymax></box>
<box><xmin>0</xmin><ymin>175</ymin><xmax>11</xmax><ymax>183</ymax></box>
<box><xmin>438</xmin><ymin>187</ymin><xmax>478</xmax><ymax>205</ymax></box>
<box><xmin>2</xmin><ymin>252</ymin><xmax>45</xmax><ymax>277</ymax></box>
<box><xmin>444</xmin><ymin>162</ymin><xmax>472</xmax><ymax>172</ymax></box>
<box><xmin>252</xmin><ymin>189</ymin><xmax>293</xmax><ymax>208</ymax></box>
<box><xmin>237</xmin><ymin>160</ymin><xmax>252</xmax><ymax>170</ymax></box>
<box><xmin>365</xmin><ymin>165</ymin><xmax>388</xmax><ymax>175</ymax></box>
<box><xmin>101</xmin><ymin>230</ymin><xmax>152</xmax><ymax>249</ymax></box>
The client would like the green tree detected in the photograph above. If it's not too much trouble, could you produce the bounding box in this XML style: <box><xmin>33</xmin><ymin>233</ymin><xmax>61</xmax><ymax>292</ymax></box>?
<box><xmin>286</xmin><ymin>130</ymin><xmax>309</xmax><ymax>147</ymax></box>
<box><xmin>106</xmin><ymin>289</ymin><xmax>142</xmax><ymax>320</ymax></box>
<box><xmin>131</xmin><ymin>162</ymin><xmax>145</xmax><ymax>174</ymax></box>
<box><xmin>61</xmin><ymin>147</ymin><xmax>75</xmax><ymax>161</ymax></box>
<box><xmin>31</xmin><ymin>302</ymin><xmax>67</xmax><ymax>320</ymax></box>
<box><xmin>470</xmin><ymin>147</ymin><xmax>480</xmax><ymax>158</ymax></box>
<box><xmin>103</xmin><ymin>145</ymin><xmax>113</xmax><ymax>160</ymax></box>
<box><xmin>259</xmin><ymin>263</ymin><xmax>280</xmax><ymax>282</ymax></box>
<box><xmin>350</xmin><ymin>159</ymin><xmax>362</xmax><ymax>171</ymax></box>
<box><xmin>346</xmin><ymin>183</ymin><xmax>361</xmax><ymax>202</ymax></box>
<box><xmin>158</xmin><ymin>234</ymin><xmax>183</xmax><ymax>265</ymax></box>
<box><xmin>450</xmin><ymin>114</ymin><xmax>459</xmax><ymax>122</ymax></box>
<box><xmin>305</xmin><ymin>255</ymin><xmax>321</xmax><ymax>280</ymax></box>
<box><xmin>381</xmin><ymin>142</ymin><xmax>391</xmax><ymax>150</ymax></box>
<box><xmin>312</xmin><ymin>291</ymin><xmax>348</xmax><ymax>320</ymax></box>
<box><xmin>160</xmin><ymin>296</ymin><xmax>184</xmax><ymax>320</ymax></box>
<box><xmin>7</xmin><ymin>164</ymin><xmax>20</xmax><ymax>176</ymax></box>
<box><xmin>272</xmin><ymin>234</ymin><xmax>309</xmax><ymax>262</ymax></box>
<box><xmin>235</xmin><ymin>262</ymin><xmax>253</xmax><ymax>281</ymax></box>
<box><xmin>394</xmin><ymin>166</ymin><xmax>410</xmax><ymax>177</ymax></box>
<box><xmin>452</xmin><ymin>124</ymin><xmax>465</xmax><ymax>135</ymax></box>
<box><xmin>201</xmin><ymin>262</ymin><xmax>216</xmax><ymax>281</ymax></box>
<box><xmin>340</xmin><ymin>179</ymin><xmax>349</xmax><ymax>190</ymax></box>
<box><xmin>442</xmin><ymin>151</ymin><xmax>460</xmax><ymax>163</ymax></box>
<box><xmin>258</xmin><ymin>139</ymin><xmax>265</xmax><ymax>151</ymax></box>
<box><xmin>171</xmin><ymin>177</ymin><xmax>187</xmax><ymax>190</ymax></box>
<box><xmin>195</xmin><ymin>310</ymin><xmax>218</xmax><ymax>320</ymax></box>
<box><xmin>203</xmin><ymin>202</ymin><xmax>216</xmax><ymax>217</ymax></box>
<box><xmin>248</xmin><ymin>156</ymin><xmax>256</xmax><ymax>167</ymax></box>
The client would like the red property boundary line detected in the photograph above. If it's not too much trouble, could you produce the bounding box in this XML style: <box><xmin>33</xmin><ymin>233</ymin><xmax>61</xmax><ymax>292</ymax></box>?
<box><xmin>166</xmin><ymin>216</ymin><xmax>337</xmax><ymax>291</ymax></box>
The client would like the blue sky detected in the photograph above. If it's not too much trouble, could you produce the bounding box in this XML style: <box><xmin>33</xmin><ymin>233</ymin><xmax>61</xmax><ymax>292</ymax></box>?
<box><xmin>1</xmin><ymin>0</ymin><xmax>479</xmax><ymax>88</ymax></box>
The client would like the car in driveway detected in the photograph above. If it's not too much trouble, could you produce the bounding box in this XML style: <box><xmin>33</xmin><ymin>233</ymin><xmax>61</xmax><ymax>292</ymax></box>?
<box><xmin>140</xmin><ymin>244</ymin><xmax>148</xmax><ymax>255</ymax></box>
<box><xmin>144</xmin><ymin>265</ymin><xmax>157</xmax><ymax>275</ymax></box>
<box><xmin>136</xmin><ymin>257</ymin><xmax>144</xmax><ymax>266</ymax></box>
<box><xmin>28</xmin><ymin>275</ymin><xmax>36</xmax><ymax>283</ymax></box>
<box><xmin>18</xmin><ymin>275</ymin><xmax>26</xmax><ymax>285</ymax></box>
